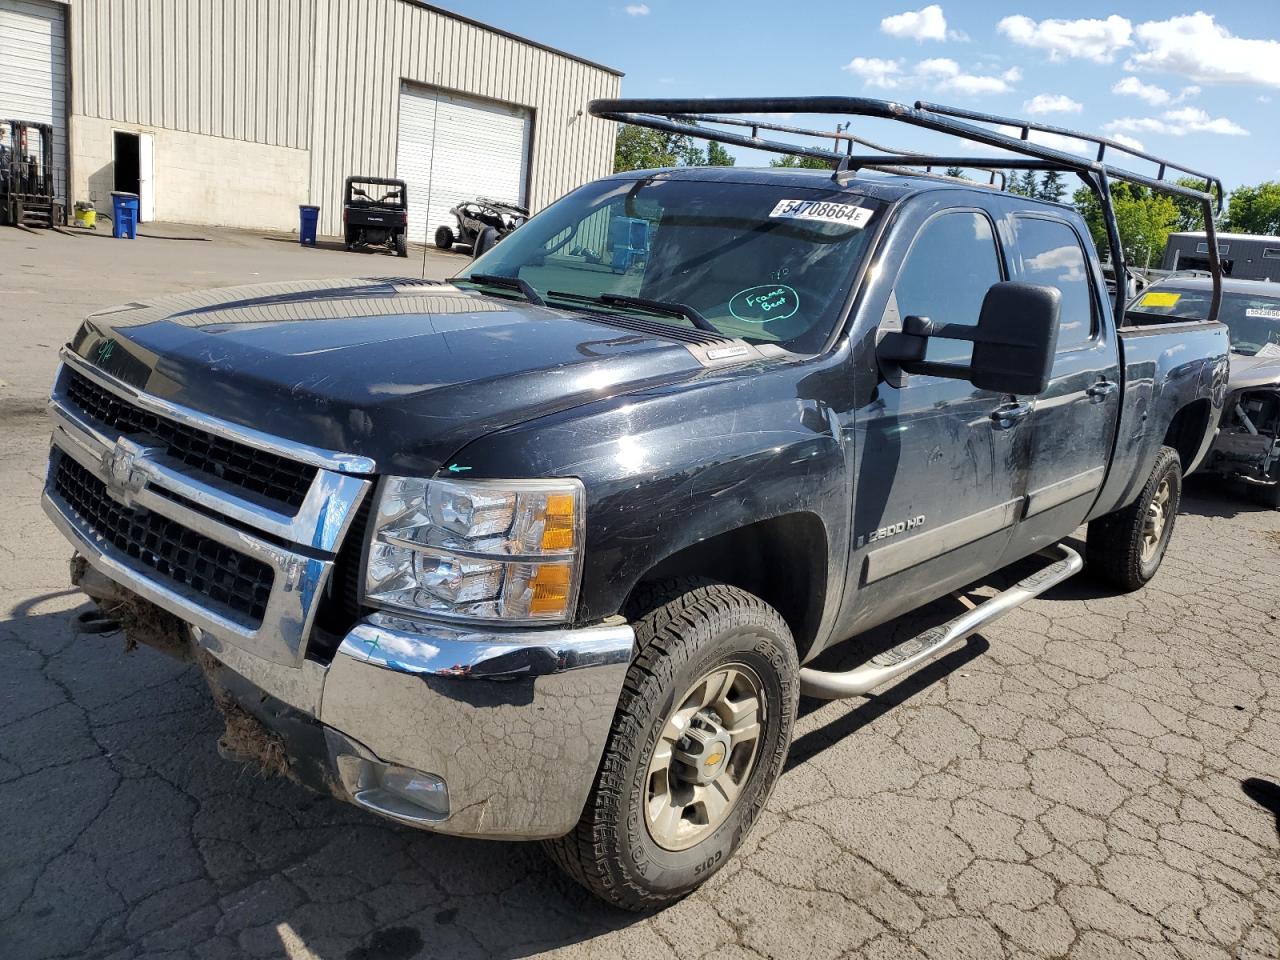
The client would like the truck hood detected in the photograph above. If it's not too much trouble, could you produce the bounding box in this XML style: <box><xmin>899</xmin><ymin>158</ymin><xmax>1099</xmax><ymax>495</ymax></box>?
<box><xmin>68</xmin><ymin>278</ymin><xmax>714</xmax><ymax>474</ymax></box>
<box><xmin>1227</xmin><ymin>351</ymin><xmax>1280</xmax><ymax>392</ymax></box>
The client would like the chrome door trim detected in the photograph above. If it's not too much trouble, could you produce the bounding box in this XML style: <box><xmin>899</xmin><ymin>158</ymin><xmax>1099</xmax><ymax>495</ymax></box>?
<box><xmin>1024</xmin><ymin>466</ymin><xmax>1105</xmax><ymax>518</ymax></box>
<box><xmin>865</xmin><ymin>497</ymin><xmax>1023</xmax><ymax>584</ymax></box>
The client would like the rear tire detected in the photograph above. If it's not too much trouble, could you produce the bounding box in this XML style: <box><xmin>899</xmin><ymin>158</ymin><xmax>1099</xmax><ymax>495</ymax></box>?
<box><xmin>434</xmin><ymin>225</ymin><xmax>455</xmax><ymax>250</ymax></box>
<box><xmin>544</xmin><ymin>580</ymin><xmax>798</xmax><ymax>911</ymax></box>
<box><xmin>395</xmin><ymin>234</ymin><xmax>408</xmax><ymax>258</ymax></box>
<box><xmin>1087</xmin><ymin>445</ymin><xmax>1182</xmax><ymax>591</ymax></box>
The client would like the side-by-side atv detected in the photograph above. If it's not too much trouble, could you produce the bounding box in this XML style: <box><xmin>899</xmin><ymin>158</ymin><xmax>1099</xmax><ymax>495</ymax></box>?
<box><xmin>435</xmin><ymin>197</ymin><xmax>528</xmax><ymax>251</ymax></box>
<box><xmin>343</xmin><ymin>176</ymin><xmax>408</xmax><ymax>257</ymax></box>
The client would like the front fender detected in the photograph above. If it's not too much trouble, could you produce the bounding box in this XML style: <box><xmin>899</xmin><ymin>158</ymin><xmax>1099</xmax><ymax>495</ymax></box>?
<box><xmin>441</xmin><ymin>361</ymin><xmax>852</xmax><ymax>627</ymax></box>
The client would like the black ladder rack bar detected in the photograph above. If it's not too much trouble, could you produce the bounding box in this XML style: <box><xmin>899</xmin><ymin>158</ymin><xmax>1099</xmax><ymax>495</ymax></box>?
<box><xmin>677</xmin><ymin>112</ymin><xmax>1008</xmax><ymax>188</ymax></box>
<box><xmin>588</xmin><ymin>96</ymin><xmax>1223</xmax><ymax>324</ymax></box>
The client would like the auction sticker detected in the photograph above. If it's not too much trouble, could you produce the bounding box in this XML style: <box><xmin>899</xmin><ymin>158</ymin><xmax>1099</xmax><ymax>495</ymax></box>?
<box><xmin>1138</xmin><ymin>291</ymin><xmax>1181</xmax><ymax>308</ymax></box>
<box><xmin>769</xmin><ymin>199</ymin><xmax>872</xmax><ymax>228</ymax></box>
<box><xmin>1245</xmin><ymin>307</ymin><xmax>1280</xmax><ymax>319</ymax></box>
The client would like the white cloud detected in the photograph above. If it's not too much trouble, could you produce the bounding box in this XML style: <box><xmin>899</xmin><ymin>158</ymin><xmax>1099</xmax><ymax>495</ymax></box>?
<box><xmin>1128</xmin><ymin>13</ymin><xmax>1280</xmax><ymax>87</ymax></box>
<box><xmin>994</xmin><ymin>124</ymin><xmax>1092</xmax><ymax>156</ymax></box>
<box><xmin>881</xmin><ymin>4</ymin><xmax>948</xmax><ymax>42</ymax></box>
<box><xmin>842</xmin><ymin>57</ymin><xmax>904</xmax><ymax>89</ymax></box>
<box><xmin>997</xmin><ymin>14</ymin><xmax>1133</xmax><ymax>63</ymax></box>
<box><xmin>1024</xmin><ymin>94</ymin><xmax>1084</xmax><ymax>115</ymax></box>
<box><xmin>1105</xmin><ymin>107</ymin><xmax>1249</xmax><ymax>138</ymax></box>
<box><xmin>844</xmin><ymin>56</ymin><xmax>1018</xmax><ymax>95</ymax></box>
<box><xmin>624</xmin><ymin>3</ymin><xmax>649</xmax><ymax>15</ymax></box>
<box><xmin>1260</xmin><ymin>95</ymin><xmax>1273</xmax><ymax>104</ymax></box>
<box><xmin>1110</xmin><ymin>133</ymin><xmax>1146</xmax><ymax>152</ymax></box>
<box><xmin>1112</xmin><ymin>76</ymin><xmax>1200</xmax><ymax>106</ymax></box>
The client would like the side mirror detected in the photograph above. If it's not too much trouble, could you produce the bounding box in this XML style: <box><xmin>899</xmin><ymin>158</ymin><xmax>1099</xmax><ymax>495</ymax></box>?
<box><xmin>472</xmin><ymin>226</ymin><xmax>499</xmax><ymax>259</ymax></box>
<box><xmin>878</xmin><ymin>281</ymin><xmax>1061</xmax><ymax>395</ymax></box>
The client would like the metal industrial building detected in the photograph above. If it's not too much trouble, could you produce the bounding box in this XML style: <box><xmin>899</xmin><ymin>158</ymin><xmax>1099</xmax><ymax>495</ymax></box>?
<box><xmin>0</xmin><ymin>0</ymin><xmax>622</xmax><ymax>237</ymax></box>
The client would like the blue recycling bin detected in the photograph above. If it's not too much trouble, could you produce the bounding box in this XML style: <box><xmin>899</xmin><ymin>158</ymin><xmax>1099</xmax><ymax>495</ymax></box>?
<box><xmin>111</xmin><ymin>191</ymin><xmax>139</xmax><ymax>239</ymax></box>
<box><xmin>298</xmin><ymin>204</ymin><xmax>320</xmax><ymax>246</ymax></box>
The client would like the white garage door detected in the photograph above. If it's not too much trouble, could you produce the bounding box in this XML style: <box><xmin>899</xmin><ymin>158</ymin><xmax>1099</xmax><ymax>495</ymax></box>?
<box><xmin>0</xmin><ymin>0</ymin><xmax>67</xmax><ymax>202</ymax></box>
<box><xmin>396</xmin><ymin>84</ymin><xmax>531</xmax><ymax>246</ymax></box>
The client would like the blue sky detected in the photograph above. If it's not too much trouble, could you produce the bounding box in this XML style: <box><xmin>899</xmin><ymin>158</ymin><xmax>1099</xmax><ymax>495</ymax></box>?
<box><xmin>442</xmin><ymin>1</ymin><xmax>1280</xmax><ymax>191</ymax></box>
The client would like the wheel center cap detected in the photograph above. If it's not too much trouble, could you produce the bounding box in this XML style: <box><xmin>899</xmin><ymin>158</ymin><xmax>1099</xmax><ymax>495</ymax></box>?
<box><xmin>674</xmin><ymin>713</ymin><xmax>731</xmax><ymax>785</ymax></box>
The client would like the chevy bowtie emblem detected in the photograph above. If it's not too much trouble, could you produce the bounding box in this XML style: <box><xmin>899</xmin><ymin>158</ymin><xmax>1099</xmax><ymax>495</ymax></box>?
<box><xmin>100</xmin><ymin>438</ymin><xmax>154</xmax><ymax>507</ymax></box>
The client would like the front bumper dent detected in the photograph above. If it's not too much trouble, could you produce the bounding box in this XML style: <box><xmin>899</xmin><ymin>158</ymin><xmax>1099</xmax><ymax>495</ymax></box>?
<box><xmin>320</xmin><ymin>614</ymin><xmax>634</xmax><ymax>838</ymax></box>
<box><xmin>190</xmin><ymin>612</ymin><xmax>634</xmax><ymax>840</ymax></box>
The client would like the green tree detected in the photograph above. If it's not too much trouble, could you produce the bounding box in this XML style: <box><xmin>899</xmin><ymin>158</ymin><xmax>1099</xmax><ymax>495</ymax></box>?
<box><xmin>944</xmin><ymin>166</ymin><xmax>969</xmax><ymax>180</ymax></box>
<box><xmin>1225</xmin><ymin>181</ymin><xmax>1280</xmax><ymax>235</ymax></box>
<box><xmin>704</xmin><ymin>140</ymin><xmax>736</xmax><ymax>167</ymax></box>
<box><xmin>614</xmin><ymin>124</ymin><xmax>695</xmax><ymax>172</ymax></box>
<box><xmin>1009</xmin><ymin>170</ymin><xmax>1040</xmax><ymax>197</ymax></box>
<box><xmin>769</xmin><ymin>153</ymin><xmax>834</xmax><ymax>169</ymax></box>
<box><xmin>1171</xmin><ymin>176</ymin><xmax>1213</xmax><ymax>232</ymax></box>
<box><xmin>1039</xmin><ymin>170</ymin><xmax>1066</xmax><ymax>203</ymax></box>
<box><xmin>614</xmin><ymin>124</ymin><xmax>737</xmax><ymax>171</ymax></box>
<box><xmin>1072</xmin><ymin>182</ymin><xmax>1179</xmax><ymax>268</ymax></box>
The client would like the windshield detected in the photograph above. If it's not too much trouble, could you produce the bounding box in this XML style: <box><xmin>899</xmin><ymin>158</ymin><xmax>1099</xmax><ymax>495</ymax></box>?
<box><xmin>1128</xmin><ymin>285</ymin><xmax>1280</xmax><ymax>356</ymax></box>
<box><xmin>458</xmin><ymin>177</ymin><xmax>884</xmax><ymax>353</ymax></box>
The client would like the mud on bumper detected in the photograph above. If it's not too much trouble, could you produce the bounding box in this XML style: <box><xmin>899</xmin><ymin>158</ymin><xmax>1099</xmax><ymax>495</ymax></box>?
<box><xmin>55</xmin><ymin>518</ymin><xmax>633</xmax><ymax>840</ymax></box>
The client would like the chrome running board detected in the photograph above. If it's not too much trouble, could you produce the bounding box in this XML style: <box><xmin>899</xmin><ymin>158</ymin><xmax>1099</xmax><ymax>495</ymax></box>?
<box><xmin>799</xmin><ymin>543</ymin><xmax>1083</xmax><ymax>700</ymax></box>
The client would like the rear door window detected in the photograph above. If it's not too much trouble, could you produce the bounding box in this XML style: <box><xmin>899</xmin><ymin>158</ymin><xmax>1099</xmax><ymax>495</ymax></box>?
<box><xmin>1011</xmin><ymin>217</ymin><xmax>1096</xmax><ymax>350</ymax></box>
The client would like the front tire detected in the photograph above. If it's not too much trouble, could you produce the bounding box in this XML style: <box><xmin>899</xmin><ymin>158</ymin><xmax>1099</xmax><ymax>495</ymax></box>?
<box><xmin>545</xmin><ymin>580</ymin><xmax>798</xmax><ymax>911</ymax></box>
<box><xmin>1087</xmin><ymin>445</ymin><xmax>1182</xmax><ymax>590</ymax></box>
<box><xmin>434</xmin><ymin>225</ymin><xmax>455</xmax><ymax>250</ymax></box>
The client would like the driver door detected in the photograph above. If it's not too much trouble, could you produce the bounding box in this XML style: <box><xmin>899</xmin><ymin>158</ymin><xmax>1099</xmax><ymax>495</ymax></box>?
<box><xmin>841</xmin><ymin>207</ymin><xmax>1029</xmax><ymax>634</ymax></box>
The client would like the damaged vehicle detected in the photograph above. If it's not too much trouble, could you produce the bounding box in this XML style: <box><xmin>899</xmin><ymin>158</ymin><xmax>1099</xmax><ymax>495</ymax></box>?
<box><xmin>1130</xmin><ymin>277</ymin><xmax>1280</xmax><ymax>508</ymax></box>
<box><xmin>42</xmin><ymin>99</ymin><xmax>1230</xmax><ymax>911</ymax></box>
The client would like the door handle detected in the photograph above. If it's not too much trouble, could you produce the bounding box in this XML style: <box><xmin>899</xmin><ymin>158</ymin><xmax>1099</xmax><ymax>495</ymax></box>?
<box><xmin>990</xmin><ymin>401</ymin><xmax>1032</xmax><ymax>429</ymax></box>
<box><xmin>1086</xmin><ymin>380</ymin><xmax>1118</xmax><ymax>402</ymax></box>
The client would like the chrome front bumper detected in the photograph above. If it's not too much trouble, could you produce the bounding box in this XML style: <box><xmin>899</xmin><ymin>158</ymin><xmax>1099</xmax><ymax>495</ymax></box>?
<box><xmin>44</xmin><ymin>353</ymin><xmax>635</xmax><ymax>839</ymax></box>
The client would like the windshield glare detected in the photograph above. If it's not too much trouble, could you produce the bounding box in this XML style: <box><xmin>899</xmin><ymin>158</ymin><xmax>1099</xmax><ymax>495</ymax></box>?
<box><xmin>1128</xmin><ymin>286</ymin><xmax>1280</xmax><ymax>356</ymax></box>
<box><xmin>460</xmin><ymin>177</ymin><xmax>883</xmax><ymax>353</ymax></box>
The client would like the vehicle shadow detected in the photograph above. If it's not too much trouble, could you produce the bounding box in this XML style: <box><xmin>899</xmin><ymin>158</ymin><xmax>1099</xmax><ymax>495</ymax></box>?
<box><xmin>1178</xmin><ymin>476</ymin><xmax>1272</xmax><ymax>519</ymax></box>
<box><xmin>1241</xmin><ymin>778</ymin><xmax>1280</xmax><ymax>839</ymax></box>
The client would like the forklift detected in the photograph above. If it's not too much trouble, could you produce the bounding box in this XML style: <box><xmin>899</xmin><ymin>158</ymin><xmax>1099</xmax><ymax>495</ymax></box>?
<box><xmin>0</xmin><ymin>120</ymin><xmax>62</xmax><ymax>229</ymax></box>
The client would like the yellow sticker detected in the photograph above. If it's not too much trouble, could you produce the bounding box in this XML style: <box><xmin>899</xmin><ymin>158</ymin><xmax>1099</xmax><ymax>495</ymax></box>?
<box><xmin>1139</xmin><ymin>291</ymin><xmax>1181</xmax><ymax>308</ymax></box>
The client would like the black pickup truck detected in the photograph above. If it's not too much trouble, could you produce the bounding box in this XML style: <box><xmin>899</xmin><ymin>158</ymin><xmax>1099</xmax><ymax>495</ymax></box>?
<box><xmin>43</xmin><ymin>100</ymin><xmax>1229</xmax><ymax>910</ymax></box>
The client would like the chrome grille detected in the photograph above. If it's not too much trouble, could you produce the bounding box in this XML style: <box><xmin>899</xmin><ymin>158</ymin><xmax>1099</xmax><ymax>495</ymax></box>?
<box><xmin>64</xmin><ymin>368</ymin><xmax>316</xmax><ymax>509</ymax></box>
<box><xmin>53</xmin><ymin>453</ymin><xmax>274</xmax><ymax>625</ymax></box>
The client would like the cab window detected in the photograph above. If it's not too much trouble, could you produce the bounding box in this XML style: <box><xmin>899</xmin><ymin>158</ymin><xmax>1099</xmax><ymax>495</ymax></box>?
<box><xmin>892</xmin><ymin>211</ymin><xmax>1003</xmax><ymax>364</ymax></box>
<box><xmin>1012</xmin><ymin>217</ymin><xmax>1096</xmax><ymax>350</ymax></box>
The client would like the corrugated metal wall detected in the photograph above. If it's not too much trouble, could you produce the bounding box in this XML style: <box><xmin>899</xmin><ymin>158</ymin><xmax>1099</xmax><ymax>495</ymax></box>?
<box><xmin>66</xmin><ymin>0</ymin><xmax>620</xmax><ymax>235</ymax></box>
<box><xmin>70</xmin><ymin>0</ymin><xmax>315</xmax><ymax>150</ymax></box>
<box><xmin>307</xmin><ymin>0</ymin><xmax>620</xmax><ymax>234</ymax></box>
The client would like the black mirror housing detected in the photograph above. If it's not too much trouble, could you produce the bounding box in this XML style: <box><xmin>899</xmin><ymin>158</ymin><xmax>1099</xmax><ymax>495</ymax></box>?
<box><xmin>878</xmin><ymin>281</ymin><xmax>1061</xmax><ymax>396</ymax></box>
<box><xmin>969</xmin><ymin>282</ymin><xmax>1061</xmax><ymax>395</ymax></box>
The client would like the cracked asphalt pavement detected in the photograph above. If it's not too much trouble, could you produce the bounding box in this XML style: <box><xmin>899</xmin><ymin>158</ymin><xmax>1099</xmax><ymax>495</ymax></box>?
<box><xmin>3</xmin><ymin>227</ymin><xmax>1280</xmax><ymax>960</ymax></box>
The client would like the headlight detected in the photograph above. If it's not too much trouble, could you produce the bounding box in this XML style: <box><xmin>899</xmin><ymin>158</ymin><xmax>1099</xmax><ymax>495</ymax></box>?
<box><xmin>363</xmin><ymin>476</ymin><xmax>584</xmax><ymax>623</ymax></box>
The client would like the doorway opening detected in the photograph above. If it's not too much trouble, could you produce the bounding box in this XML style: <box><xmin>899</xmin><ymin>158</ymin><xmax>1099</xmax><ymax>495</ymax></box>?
<box><xmin>113</xmin><ymin>131</ymin><xmax>139</xmax><ymax>194</ymax></box>
<box><xmin>112</xmin><ymin>131</ymin><xmax>154</xmax><ymax>221</ymax></box>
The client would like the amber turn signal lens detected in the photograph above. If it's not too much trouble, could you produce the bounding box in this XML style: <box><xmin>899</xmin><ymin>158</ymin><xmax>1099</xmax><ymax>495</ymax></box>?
<box><xmin>528</xmin><ymin>563</ymin><xmax>573</xmax><ymax>616</ymax></box>
<box><xmin>539</xmin><ymin>493</ymin><xmax>577</xmax><ymax>551</ymax></box>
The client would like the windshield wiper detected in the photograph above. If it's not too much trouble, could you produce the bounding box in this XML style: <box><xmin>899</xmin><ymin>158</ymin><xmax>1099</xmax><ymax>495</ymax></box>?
<box><xmin>456</xmin><ymin>273</ymin><xmax>546</xmax><ymax>306</ymax></box>
<box><xmin>547</xmin><ymin>291</ymin><xmax>721</xmax><ymax>335</ymax></box>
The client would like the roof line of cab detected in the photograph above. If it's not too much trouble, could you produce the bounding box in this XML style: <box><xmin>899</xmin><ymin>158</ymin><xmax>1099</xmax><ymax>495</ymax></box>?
<box><xmin>602</xmin><ymin>164</ymin><xmax>1076</xmax><ymax>211</ymax></box>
